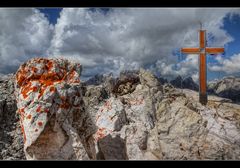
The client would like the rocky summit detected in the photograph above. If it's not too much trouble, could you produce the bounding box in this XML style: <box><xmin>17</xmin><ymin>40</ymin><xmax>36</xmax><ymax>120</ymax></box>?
<box><xmin>0</xmin><ymin>58</ymin><xmax>240</xmax><ymax>160</ymax></box>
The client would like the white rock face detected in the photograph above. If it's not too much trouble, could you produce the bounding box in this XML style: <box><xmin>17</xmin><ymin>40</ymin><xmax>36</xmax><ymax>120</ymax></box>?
<box><xmin>87</xmin><ymin>69</ymin><xmax>163</xmax><ymax>160</ymax></box>
<box><xmin>14</xmin><ymin>58</ymin><xmax>97</xmax><ymax>160</ymax></box>
<box><xmin>85</xmin><ymin>69</ymin><xmax>240</xmax><ymax>160</ymax></box>
<box><xmin>152</xmin><ymin>87</ymin><xmax>240</xmax><ymax>160</ymax></box>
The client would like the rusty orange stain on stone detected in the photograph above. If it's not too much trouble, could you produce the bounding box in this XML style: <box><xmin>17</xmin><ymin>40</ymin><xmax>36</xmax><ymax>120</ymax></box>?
<box><xmin>16</xmin><ymin>59</ymin><xmax>66</xmax><ymax>100</ymax></box>
<box><xmin>21</xmin><ymin>82</ymin><xmax>32</xmax><ymax>99</ymax></box>
<box><xmin>16</xmin><ymin>58</ymin><xmax>82</xmax><ymax>145</ymax></box>
<box><xmin>60</xmin><ymin>96</ymin><xmax>66</xmax><ymax>101</ymax></box>
<box><xmin>73</xmin><ymin>79</ymin><xmax>80</xmax><ymax>83</ymax></box>
<box><xmin>69</xmin><ymin>70</ymin><xmax>76</xmax><ymax>80</ymax></box>
<box><xmin>95</xmin><ymin>128</ymin><xmax>107</xmax><ymax>141</ymax></box>
<box><xmin>20</xmin><ymin>108</ymin><xmax>25</xmax><ymax>113</ymax></box>
<box><xmin>32</xmin><ymin>67</ymin><xmax>38</xmax><ymax>73</ymax></box>
<box><xmin>47</xmin><ymin>61</ymin><xmax>53</xmax><ymax>70</ymax></box>
<box><xmin>20</xmin><ymin>123</ymin><xmax>26</xmax><ymax>143</ymax></box>
<box><xmin>44</xmin><ymin>108</ymin><xmax>49</xmax><ymax>113</ymax></box>
<box><xmin>50</xmin><ymin>86</ymin><xmax>55</xmax><ymax>92</ymax></box>
<box><xmin>130</xmin><ymin>97</ymin><xmax>144</xmax><ymax>105</ymax></box>
<box><xmin>36</xmin><ymin>106</ymin><xmax>41</xmax><ymax>113</ymax></box>
<box><xmin>32</xmin><ymin>86</ymin><xmax>38</xmax><ymax>92</ymax></box>
<box><xmin>38</xmin><ymin>122</ymin><xmax>43</xmax><ymax>127</ymax></box>
<box><xmin>26</xmin><ymin>114</ymin><xmax>32</xmax><ymax>119</ymax></box>
<box><xmin>60</xmin><ymin>102</ymin><xmax>70</xmax><ymax>109</ymax></box>
<box><xmin>104</xmin><ymin>101</ymin><xmax>112</xmax><ymax>110</ymax></box>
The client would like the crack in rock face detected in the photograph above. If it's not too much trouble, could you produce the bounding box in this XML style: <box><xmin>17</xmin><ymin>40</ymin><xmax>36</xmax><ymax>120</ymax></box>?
<box><xmin>14</xmin><ymin>58</ymin><xmax>97</xmax><ymax>160</ymax></box>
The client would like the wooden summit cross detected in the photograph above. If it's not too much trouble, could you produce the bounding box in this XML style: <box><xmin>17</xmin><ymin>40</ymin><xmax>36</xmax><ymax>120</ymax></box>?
<box><xmin>181</xmin><ymin>28</ymin><xmax>224</xmax><ymax>105</ymax></box>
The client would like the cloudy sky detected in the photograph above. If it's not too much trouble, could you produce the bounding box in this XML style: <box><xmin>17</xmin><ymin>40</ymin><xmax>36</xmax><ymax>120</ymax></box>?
<box><xmin>0</xmin><ymin>8</ymin><xmax>240</xmax><ymax>82</ymax></box>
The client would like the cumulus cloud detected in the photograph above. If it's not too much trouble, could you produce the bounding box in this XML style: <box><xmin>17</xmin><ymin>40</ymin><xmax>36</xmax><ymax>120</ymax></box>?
<box><xmin>0</xmin><ymin>8</ymin><xmax>53</xmax><ymax>74</ymax></box>
<box><xmin>209</xmin><ymin>53</ymin><xmax>240</xmax><ymax>74</ymax></box>
<box><xmin>154</xmin><ymin>54</ymin><xmax>199</xmax><ymax>82</ymax></box>
<box><xmin>1</xmin><ymin>8</ymin><xmax>240</xmax><ymax>80</ymax></box>
<box><xmin>47</xmin><ymin>8</ymin><xmax>238</xmax><ymax>79</ymax></box>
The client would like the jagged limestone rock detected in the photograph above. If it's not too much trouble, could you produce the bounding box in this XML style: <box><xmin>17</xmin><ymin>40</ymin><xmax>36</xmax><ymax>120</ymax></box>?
<box><xmin>1</xmin><ymin>63</ymin><xmax>240</xmax><ymax>160</ymax></box>
<box><xmin>14</xmin><ymin>58</ymin><xmax>97</xmax><ymax>160</ymax></box>
<box><xmin>89</xmin><ymin>69</ymin><xmax>163</xmax><ymax>160</ymax></box>
<box><xmin>84</xmin><ymin>69</ymin><xmax>240</xmax><ymax>160</ymax></box>
<box><xmin>156</xmin><ymin>88</ymin><xmax>240</xmax><ymax>160</ymax></box>
<box><xmin>0</xmin><ymin>74</ymin><xmax>24</xmax><ymax>160</ymax></box>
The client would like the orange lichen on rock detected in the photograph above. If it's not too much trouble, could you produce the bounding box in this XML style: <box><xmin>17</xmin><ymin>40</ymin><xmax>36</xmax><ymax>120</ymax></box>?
<box><xmin>50</xmin><ymin>86</ymin><xmax>55</xmax><ymax>92</ymax></box>
<box><xmin>16</xmin><ymin>58</ymin><xmax>74</xmax><ymax>100</ymax></box>
<box><xmin>20</xmin><ymin>123</ymin><xmax>27</xmax><ymax>143</ymax></box>
<box><xmin>94</xmin><ymin>128</ymin><xmax>107</xmax><ymax>141</ymax></box>
<box><xmin>32</xmin><ymin>67</ymin><xmax>38</xmax><ymax>73</ymax></box>
<box><xmin>26</xmin><ymin>114</ymin><xmax>32</xmax><ymax>120</ymax></box>
<box><xmin>93</xmin><ymin>97</ymin><xmax>126</xmax><ymax>144</ymax></box>
<box><xmin>59</xmin><ymin>101</ymin><xmax>70</xmax><ymax>109</ymax></box>
<box><xmin>129</xmin><ymin>97</ymin><xmax>144</xmax><ymax>105</ymax></box>
<box><xmin>44</xmin><ymin>108</ymin><xmax>49</xmax><ymax>113</ymax></box>
<box><xmin>38</xmin><ymin>122</ymin><xmax>43</xmax><ymax>127</ymax></box>
<box><xmin>104</xmin><ymin>100</ymin><xmax>112</xmax><ymax>110</ymax></box>
<box><xmin>36</xmin><ymin>106</ymin><xmax>42</xmax><ymax>113</ymax></box>
<box><xmin>15</xmin><ymin>57</ymin><xmax>83</xmax><ymax>153</ymax></box>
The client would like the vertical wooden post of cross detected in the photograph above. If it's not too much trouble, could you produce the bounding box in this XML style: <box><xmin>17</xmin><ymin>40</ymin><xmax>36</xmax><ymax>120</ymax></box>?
<box><xmin>181</xmin><ymin>29</ymin><xmax>224</xmax><ymax>105</ymax></box>
<box><xmin>199</xmin><ymin>30</ymin><xmax>207</xmax><ymax>105</ymax></box>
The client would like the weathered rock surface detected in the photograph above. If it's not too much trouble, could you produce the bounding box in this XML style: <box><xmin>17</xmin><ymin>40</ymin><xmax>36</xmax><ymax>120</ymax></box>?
<box><xmin>0</xmin><ymin>74</ymin><xmax>25</xmax><ymax>160</ymax></box>
<box><xmin>84</xmin><ymin>69</ymin><xmax>240</xmax><ymax>160</ymax></box>
<box><xmin>1</xmin><ymin>61</ymin><xmax>240</xmax><ymax>160</ymax></box>
<box><xmin>208</xmin><ymin>76</ymin><xmax>240</xmax><ymax>102</ymax></box>
<box><xmin>157</xmin><ymin>87</ymin><xmax>240</xmax><ymax>160</ymax></box>
<box><xmin>170</xmin><ymin>76</ymin><xmax>199</xmax><ymax>91</ymax></box>
<box><xmin>14</xmin><ymin>58</ymin><xmax>97</xmax><ymax>160</ymax></box>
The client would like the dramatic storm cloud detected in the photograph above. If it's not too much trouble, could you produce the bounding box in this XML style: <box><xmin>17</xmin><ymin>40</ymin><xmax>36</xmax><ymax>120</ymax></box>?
<box><xmin>0</xmin><ymin>8</ymin><xmax>53</xmax><ymax>74</ymax></box>
<box><xmin>48</xmin><ymin>8</ymin><xmax>238</xmax><ymax>79</ymax></box>
<box><xmin>1</xmin><ymin>8</ymin><xmax>240</xmax><ymax>80</ymax></box>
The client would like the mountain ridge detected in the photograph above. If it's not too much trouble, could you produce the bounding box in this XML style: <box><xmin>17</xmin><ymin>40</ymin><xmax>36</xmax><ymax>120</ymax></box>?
<box><xmin>0</xmin><ymin>65</ymin><xmax>240</xmax><ymax>160</ymax></box>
